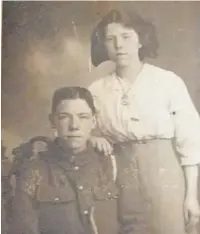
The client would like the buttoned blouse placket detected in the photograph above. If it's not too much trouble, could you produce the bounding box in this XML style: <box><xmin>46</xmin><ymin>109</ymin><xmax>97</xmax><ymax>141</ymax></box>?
<box><xmin>106</xmin><ymin>73</ymin><xmax>142</xmax><ymax>142</ymax></box>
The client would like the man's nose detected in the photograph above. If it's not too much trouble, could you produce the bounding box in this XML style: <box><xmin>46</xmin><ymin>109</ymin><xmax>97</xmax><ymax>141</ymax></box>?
<box><xmin>69</xmin><ymin>117</ymin><xmax>80</xmax><ymax>130</ymax></box>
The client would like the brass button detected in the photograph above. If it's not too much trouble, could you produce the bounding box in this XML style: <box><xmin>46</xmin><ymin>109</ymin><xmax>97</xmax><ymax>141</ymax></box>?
<box><xmin>54</xmin><ymin>197</ymin><xmax>59</xmax><ymax>201</ymax></box>
<box><xmin>83</xmin><ymin>210</ymin><xmax>89</xmax><ymax>215</ymax></box>
<box><xmin>108</xmin><ymin>192</ymin><xmax>111</xmax><ymax>196</ymax></box>
<box><xmin>74</xmin><ymin>166</ymin><xmax>79</xmax><ymax>171</ymax></box>
<box><xmin>78</xmin><ymin>185</ymin><xmax>83</xmax><ymax>191</ymax></box>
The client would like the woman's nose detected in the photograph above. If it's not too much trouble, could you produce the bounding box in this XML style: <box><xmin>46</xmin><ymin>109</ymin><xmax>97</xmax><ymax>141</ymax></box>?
<box><xmin>114</xmin><ymin>36</ymin><xmax>123</xmax><ymax>49</ymax></box>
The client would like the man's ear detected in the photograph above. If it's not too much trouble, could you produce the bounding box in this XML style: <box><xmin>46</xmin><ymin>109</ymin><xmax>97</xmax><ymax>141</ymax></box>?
<box><xmin>49</xmin><ymin>113</ymin><xmax>55</xmax><ymax>128</ymax></box>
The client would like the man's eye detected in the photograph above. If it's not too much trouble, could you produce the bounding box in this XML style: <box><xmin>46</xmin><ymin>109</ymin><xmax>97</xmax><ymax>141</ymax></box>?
<box><xmin>106</xmin><ymin>37</ymin><xmax>114</xmax><ymax>41</ymax></box>
<box><xmin>58</xmin><ymin>115</ymin><xmax>68</xmax><ymax>120</ymax></box>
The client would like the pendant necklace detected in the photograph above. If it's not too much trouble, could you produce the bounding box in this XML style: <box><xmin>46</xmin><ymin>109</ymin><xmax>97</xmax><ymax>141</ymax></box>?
<box><xmin>116</xmin><ymin>65</ymin><xmax>144</xmax><ymax>106</ymax></box>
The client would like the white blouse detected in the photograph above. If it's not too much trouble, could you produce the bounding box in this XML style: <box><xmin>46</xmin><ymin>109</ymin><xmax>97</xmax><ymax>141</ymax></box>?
<box><xmin>89</xmin><ymin>63</ymin><xmax>200</xmax><ymax>166</ymax></box>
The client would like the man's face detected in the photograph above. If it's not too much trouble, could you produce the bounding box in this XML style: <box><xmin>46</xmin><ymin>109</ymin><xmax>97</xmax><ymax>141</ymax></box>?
<box><xmin>104</xmin><ymin>23</ymin><xmax>141</xmax><ymax>67</ymax></box>
<box><xmin>51</xmin><ymin>98</ymin><xmax>96</xmax><ymax>152</ymax></box>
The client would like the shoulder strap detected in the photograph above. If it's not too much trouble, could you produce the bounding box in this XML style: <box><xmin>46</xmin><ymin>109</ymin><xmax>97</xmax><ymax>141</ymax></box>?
<box><xmin>110</xmin><ymin>154</ymin><xmax>117</xmax><ymax>182</ymax></box>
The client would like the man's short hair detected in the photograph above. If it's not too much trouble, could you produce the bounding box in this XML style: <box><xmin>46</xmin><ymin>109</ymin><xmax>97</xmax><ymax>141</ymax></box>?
<box><xmin>51</xmin><ymin>86</ymin><xmax>96</xmax><ymax>114</ymax></box>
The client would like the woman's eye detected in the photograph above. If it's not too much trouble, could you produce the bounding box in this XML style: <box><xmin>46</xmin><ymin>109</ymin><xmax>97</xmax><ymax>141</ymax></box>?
<box><xmin>79</xmin><ymin>115</ymin><xmax>90</xmax><ymax>120</ymax></box>
<box><xmin>122</xmin><ymin>35</ymin><xmax>130</xmax><ymax>39</ymax></box>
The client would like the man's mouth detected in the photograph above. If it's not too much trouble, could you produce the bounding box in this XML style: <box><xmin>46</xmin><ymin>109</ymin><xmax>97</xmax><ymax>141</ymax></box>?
<box><xmin>67</xmin><ymin>135</ymin><xmax>82</xmax><ymax>138</ymax></box>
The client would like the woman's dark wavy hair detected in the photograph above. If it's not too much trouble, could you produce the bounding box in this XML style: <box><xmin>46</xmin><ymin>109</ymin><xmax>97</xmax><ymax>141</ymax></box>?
<box><xmin>91</xmin><ymin>9</ymin><xmax>159</xmax><ymax>66</ymax></box>
<box><xmin>51</xmin><ymin>86</ymin><xmax>96</xmax><ymax>114</ymax></box>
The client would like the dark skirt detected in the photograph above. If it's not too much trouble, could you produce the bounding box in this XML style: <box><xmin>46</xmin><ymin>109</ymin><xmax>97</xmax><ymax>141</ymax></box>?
<box><xmin>114</xmin><ymin>139</ymin><xmax>186</xmax><ymax>234</ymax></box>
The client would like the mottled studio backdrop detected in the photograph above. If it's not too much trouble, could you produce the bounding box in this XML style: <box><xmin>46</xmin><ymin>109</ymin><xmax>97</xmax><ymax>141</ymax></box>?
<box><xmin>2</xmin><ymin>1</ymin><xmax>200</xmax><ymax>152</ymax></box>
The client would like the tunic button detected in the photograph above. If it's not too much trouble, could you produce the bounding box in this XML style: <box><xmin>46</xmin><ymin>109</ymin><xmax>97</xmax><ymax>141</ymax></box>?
<box><xmin>83</xmin><ymin>210</ymin><xmax>89</xmax><ymax>215</ymax></box>
<box><xmin>54</xmin><ymin>197</ymin><xmax>59</xmax><ymax>202</ymax></box>
<box><xmin>78</xmin><ymin>185</ymin><xmax>83</xmax><ymax>191</ymax></box>
<box><xmin>108</xmin><ymin>192</ymin><xmax>111</xmax><ymax>196</ymax></box>
<box><xmin>74</xmin><ymin>166</ymin><xmax>79</xmax><ymax>171</ymax></box>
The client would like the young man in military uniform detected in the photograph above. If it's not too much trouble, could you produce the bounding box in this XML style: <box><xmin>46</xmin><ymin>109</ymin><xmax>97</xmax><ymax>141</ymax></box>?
<box><xmin>9</xmin><ymin>86</ymin><xmax>144</xmax><ymax>234</ymax></box>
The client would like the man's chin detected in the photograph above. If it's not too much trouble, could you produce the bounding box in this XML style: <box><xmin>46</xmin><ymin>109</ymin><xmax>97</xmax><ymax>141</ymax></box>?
<box><xmin>65</xmin><ymin>140</ymin><xmax>87</xmax><ymax>152</ymax></box>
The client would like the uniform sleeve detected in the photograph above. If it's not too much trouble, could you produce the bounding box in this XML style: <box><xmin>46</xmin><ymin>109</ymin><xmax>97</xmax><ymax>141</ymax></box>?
<box><xmin>169</xmin><ymin>73</ymin><xmax>200</xmax><ymax>165</ymax></box>
<box><xmin>9</xmin><ymin>162</ymin><xmax>41</xmax><ymax>234</ymax></box>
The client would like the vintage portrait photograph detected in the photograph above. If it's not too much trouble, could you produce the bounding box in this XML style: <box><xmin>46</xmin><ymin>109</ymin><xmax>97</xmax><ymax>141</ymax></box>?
<box><xmin>1</xmin><ymin>1</ymin><xmax>200</xmax><ymax>234</ymax></box>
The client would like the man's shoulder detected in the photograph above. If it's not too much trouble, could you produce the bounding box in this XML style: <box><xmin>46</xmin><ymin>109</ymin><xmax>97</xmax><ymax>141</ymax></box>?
<box><xmin>16</xmin><ymin>137</ymin><xmax>55</xmax><ymax>196</ymax></box>
<box><xmin>93</xmin><ymin>149</ymin><xmax>117</xmax><ymax>183</ymax></box>
<box><xmin>12</xmin><ymin>136</ymin><xmax>54</xmax><ymax>175</ymax></box>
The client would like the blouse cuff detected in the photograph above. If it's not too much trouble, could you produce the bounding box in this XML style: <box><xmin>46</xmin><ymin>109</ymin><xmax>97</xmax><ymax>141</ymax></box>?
<box><xmin>180</xmin><ymin>152</ymin><xmax>200</xmax><ymax>166</ymax></box>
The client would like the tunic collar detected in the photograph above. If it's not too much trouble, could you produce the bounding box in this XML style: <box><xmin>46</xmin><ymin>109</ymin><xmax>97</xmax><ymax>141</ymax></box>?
<box><xmin>52</xmin><ymin>138</ymin><xmax>98</xmax><ymax>167</ymax></box>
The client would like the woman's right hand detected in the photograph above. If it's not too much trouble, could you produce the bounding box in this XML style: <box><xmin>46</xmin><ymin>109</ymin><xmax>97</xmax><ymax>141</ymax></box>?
<box><xmin>89</xmin><ymin>136</ymin><xmax>113</xmax><ymax>156</ymax></box>
<box><xmin>184</xmin><ymin>196</ymin><xmax>200</xmax><ymax>233</ymax></box>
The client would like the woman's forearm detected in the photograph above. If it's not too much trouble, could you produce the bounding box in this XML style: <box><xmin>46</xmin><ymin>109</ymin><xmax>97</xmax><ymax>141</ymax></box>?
<box><xmin>183</xmin><ymin>165</ymin><xmax>199</xmax><ymax>199</ymax></box>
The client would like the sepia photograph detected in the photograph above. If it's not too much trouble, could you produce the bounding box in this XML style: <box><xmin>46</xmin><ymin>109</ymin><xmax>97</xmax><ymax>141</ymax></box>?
<box><xmin>1</xmin><ymin>1</ymin><xmax>200</xmax><ymax>234</ymax></box>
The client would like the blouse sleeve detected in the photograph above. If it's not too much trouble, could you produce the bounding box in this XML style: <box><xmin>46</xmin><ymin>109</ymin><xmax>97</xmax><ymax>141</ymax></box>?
<box><xmin>88</xmin><ymin>81</ymin><xmax>102</xmax><ymax>113</ymax></box>
<box><xmin>88</xmin><ymin>81</ymin><xmax>105</xmax><ymax>137</ymax></box>
<box><xmin>169</xmin><ymin>72</ymin><xmax>200</xmax><ymax>166</ymax></box>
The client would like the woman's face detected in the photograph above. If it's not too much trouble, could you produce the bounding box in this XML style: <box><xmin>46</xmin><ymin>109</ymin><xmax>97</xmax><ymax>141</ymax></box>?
<box><xmin>104</xmin><ymin>23</ymin><xmax>141</xmax><ymax>67</ymax></box>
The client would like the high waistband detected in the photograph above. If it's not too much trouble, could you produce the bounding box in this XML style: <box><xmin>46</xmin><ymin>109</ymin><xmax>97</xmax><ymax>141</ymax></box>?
<box><xmin>114</xmin><ymin>138</ymin><xmax>174</xmax><ymax>151</ymax></box>
<box><xmin>117</xmin><ymin>137</ymin><xmax>172</xmax><ymax>145</ymax></box>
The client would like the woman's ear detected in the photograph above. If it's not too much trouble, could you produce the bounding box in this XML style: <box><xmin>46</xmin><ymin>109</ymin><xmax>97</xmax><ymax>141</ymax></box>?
<box><xmin>91</xmin><ymin>115</ymin><xmax>97</xmax><ymax>130</ymax></box>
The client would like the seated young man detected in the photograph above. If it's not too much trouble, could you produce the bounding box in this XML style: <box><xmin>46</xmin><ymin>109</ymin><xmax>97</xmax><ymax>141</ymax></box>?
<box><xmin>9</xmin><ymin>86</ymin><xmax>143</xmax><ymax>234</ymax></box>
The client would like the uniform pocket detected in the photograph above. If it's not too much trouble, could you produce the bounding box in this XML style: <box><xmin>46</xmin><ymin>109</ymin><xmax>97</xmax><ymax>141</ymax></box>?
<box><xmin>36</xmin><ymin>180</ymin><xmax>75</xmax><ymax>203</ymax></box>
<box><xmin>92</xmin><ymin>183</ymin><xmax>119</xmax><ymax>201</ymax></box>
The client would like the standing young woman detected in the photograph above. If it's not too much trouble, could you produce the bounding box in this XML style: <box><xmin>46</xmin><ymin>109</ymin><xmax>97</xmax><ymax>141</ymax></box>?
<box><xmin>89</xmin><ymin>9</ymin><xmax>200</xmax><ymax>234</ymax></box>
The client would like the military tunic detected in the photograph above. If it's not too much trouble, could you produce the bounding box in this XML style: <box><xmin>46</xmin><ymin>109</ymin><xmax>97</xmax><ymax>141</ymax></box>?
<box><xmin>9</xmin><ymin>138</ymin><xmax>137</xmax><ymax>234</ymax></box>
